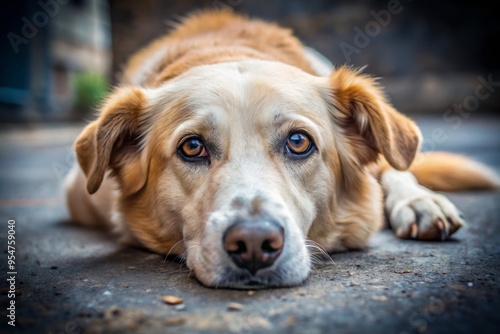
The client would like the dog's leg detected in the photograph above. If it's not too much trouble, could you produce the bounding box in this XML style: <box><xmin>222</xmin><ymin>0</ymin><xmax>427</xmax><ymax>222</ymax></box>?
<box><xmin>64</xmin><ymin>165</ymin><xmax>114</xmax><ymax>227</ymax></box>
<box><xmin>381</xmin><ymin>169</ymin><xmax>465</xmax><ymax>240</ymax></box>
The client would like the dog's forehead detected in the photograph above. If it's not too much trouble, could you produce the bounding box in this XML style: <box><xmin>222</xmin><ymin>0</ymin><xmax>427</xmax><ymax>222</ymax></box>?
<box><xmin>150</xmin><ymin>60</ymin><xmax>331</xmax><ymax>149</ymax></box>
<box><xmin>178</xmin><ymin>60</ymin><xmax>325</xmax><ymax>119</ymax></box>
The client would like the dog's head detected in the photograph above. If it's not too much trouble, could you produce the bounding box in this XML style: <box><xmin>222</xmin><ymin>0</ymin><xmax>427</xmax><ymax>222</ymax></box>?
<box><xmin>75</xmin><ymin>61</ymin><xmax>421</xmax><ymax>288</ymax></box>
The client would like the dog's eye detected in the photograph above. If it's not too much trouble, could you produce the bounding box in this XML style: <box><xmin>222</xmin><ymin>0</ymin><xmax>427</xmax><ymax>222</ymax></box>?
<box><xmin>286</xmin><ymin>132</ymin><xmax>313</xmax><ymax>155</ymax></box>
<box><xmin>179</xmin><ymin>137</ymin><xmax>208</xmax><ymax>159</ymax></box>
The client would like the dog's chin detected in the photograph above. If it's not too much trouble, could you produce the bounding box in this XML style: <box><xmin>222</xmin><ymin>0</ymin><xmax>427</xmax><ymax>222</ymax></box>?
<box><xmin>192</xmin><ymin>263</ymin><xmax>310</xmax><ymax>289</ymax></box>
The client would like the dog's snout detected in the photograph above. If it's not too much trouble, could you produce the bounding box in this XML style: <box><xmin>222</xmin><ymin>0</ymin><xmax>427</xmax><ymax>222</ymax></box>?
<box><xmin>223</xmin><ymin>221</ymin><xmax>284</xmax><ymax>275</ymax></box>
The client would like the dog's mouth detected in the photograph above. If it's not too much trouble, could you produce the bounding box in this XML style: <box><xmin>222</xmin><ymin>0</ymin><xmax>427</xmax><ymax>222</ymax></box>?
<box><xmin>217</xmin><ymin>281</ymin><xmax>289</xmax><ymax>290</ymax></box>
<box><xmin>211</xmin><ymin>267</ymin><xmax>300</xmax><ymax>289</ymax></box>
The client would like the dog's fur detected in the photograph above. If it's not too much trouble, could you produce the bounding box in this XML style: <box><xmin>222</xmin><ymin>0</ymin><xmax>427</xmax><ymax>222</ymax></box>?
<box><xmin>65</xmin><ymin>10</ymin><xmax>499</xmax><ymax>288</ymax></box>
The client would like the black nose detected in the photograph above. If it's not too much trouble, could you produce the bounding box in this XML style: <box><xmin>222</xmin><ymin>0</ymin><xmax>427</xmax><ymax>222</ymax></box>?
<box><xmin>223</xmin><ymin>221</ymin><xmax>284</xmax><ymax>275</ymax></box>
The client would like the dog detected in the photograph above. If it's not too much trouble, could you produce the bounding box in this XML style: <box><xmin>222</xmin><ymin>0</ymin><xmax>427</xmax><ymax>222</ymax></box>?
<box><xmin>65</xmin><ymin>10</ymin><xmax>499</xmax><ymax>288</ymax></box>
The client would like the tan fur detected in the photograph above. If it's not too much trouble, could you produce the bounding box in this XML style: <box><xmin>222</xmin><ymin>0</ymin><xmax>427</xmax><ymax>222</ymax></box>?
<box><xmin>74</xmin><ymin>87</ymin><xmax>149</xmax><ymax>195</ymax></box>
<box><xmin>410</xmin><ymin>152</ymin><xmax>500</xmax><ymax>191</ymax></box>
<box><xmin>330</xmin><ymin>67</ymin><xmax>421</xmax><ymax>170</ymax></box>
<box><xmin>124</xmin><ymin>9</ymin><xmax>315</xmax><ymax>86</ymax></box>
<box><xmin>65</xmin><ymin>9</ymin><xmax>498</xmax><ymax>288</ymax></box>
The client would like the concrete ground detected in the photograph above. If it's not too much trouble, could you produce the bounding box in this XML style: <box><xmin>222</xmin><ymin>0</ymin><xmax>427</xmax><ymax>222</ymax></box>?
<box><xmin>0</xmin><ymin>116</ymin><xmax>499</xmax><ymax>334</ymax></box>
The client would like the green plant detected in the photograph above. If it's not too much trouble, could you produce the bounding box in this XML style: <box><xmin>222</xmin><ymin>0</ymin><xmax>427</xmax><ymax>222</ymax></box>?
<box><xmin>73</xmin><ymin>72</ymin><xmax>109</xmax><ymax>111</ymax></box>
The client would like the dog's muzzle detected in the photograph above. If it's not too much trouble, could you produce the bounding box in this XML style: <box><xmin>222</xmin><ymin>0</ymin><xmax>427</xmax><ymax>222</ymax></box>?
<box><xmin>188</xmin><ymin>189</ymin><xmax>310</xmax><ymax>288</ymax></box>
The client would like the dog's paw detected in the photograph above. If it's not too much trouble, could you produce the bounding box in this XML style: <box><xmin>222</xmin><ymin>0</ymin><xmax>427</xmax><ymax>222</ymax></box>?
<box><xmin>388</xmin><ymin>192</ymin><xmax>465</xmax><ymax>241</ymax></box>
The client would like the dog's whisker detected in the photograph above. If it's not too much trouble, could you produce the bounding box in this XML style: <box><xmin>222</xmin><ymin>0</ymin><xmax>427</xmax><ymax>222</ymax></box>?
<box><xmin>307</xmin><ymin>265</ymin><xmax>320</xmax><ymax>274</ymax></box>
<box><xmin>308</xmin><ymin>255</ymin><xmax>326</xmax><ymax>268</ymax></box>
<box><xmin>305</xmin><ymin>239</ymin><xmax>333</xmax><ymax>257</ymax></box>
<box><xmin>162</xmin><ymin>244</ymin><xmax>202</xmax><ymax>276</ymax></box>
<box><xmin>172</xmin><ymin>244</ymin><xmax>201</xmax><ymax>277</ymax></box>
<box><xmin>308</xmin><ymin>252</ymin><xmax>335</xmax><ymax>268</ymax></box>
<box><xmin>305</xmin><ymin>239</ymin><xmax>335</xmax><ymax>267</ymax></box>
<box><xmin>163</xmin><ymin>239</ymin><xmax>185</xmax><ymax>263</ymax></box>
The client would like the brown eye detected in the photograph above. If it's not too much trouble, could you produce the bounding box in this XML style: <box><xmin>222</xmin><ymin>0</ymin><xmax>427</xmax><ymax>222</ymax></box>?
<box><xmin>286</xmin><ymin>132</ymin><xmax>313</xmax><ymax>155</ymax></box>
<box><xmin>179</xmin><ymin>137</ymin><xmax>207</xmax><ymax>159</ymax></box>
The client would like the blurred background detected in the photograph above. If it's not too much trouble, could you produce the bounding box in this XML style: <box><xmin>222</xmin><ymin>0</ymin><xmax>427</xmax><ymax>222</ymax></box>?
<box><xmin>1</xmin><ymin>0</ymin><xmax>499</xmax><ymax>122</ymax></box>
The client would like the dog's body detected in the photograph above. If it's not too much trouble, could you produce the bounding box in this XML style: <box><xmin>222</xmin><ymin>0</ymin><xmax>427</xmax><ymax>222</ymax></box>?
<box><xmin>65</xmin><ymin>10</ymin><xmax>499</xmax><ymax>288</ymax></box>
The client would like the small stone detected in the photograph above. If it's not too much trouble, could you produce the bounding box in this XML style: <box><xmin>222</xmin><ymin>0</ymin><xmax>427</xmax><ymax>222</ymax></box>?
<box><xmin>372</xmin><ymin>295</ymin><xmax>388</xmax><ymax>302</ymax></box>
<box><xmin>104</xmin><ymin>306</ymin><xmax>121</xmax><ymax>319</ymax></box>
<box><xmin>268</xmin><ymin>308</ymin><xmax>280</xmax><ymax>316</ymax></box>
<box><xmin>162</xmin><ymin>295</ymin><xmax>183</xmax><ymax>305</ymax></box>
<box><xmin>283</xmin><ymin>315</ymin><xmax>298</xmax><ymax>326</ymax></box>
<box><xmin>164</xmin><ymin>316</ymin><xmax>187</xmax><ymax>326</ymax></box>
<box><xmin>175</xmin><ymin>304</ymin><xmax>186</xmax><ymax>311</ymax></box>
<box><xmin>395</xmin><ymin>270</ymin><xmax>413</xmax><ymax>274</ymax></box>
<box><xmin>450</xmin><ymin>284</ymin><xmax>467</xmax><ymax>291</ymax></box>
<box><xmin>247</xmin><ymin>290</ymin><xmax>255</xmax><ymax>296</ymax></box>
<box><xmin>103</xmin><ymin>290</ymin><xmax>112</xmax><ymax>296</ymax></box>
<box><xmin>50</xmin><ymin>266</ymin><xmax>58</xmax><ymax>270</ymax></box>
<box><xmin>467</xmin><ymin>282</ymin><xmax>473</xmax><ymax>287</ymax></box>
<box><xmin>227</xmin><ymin>302</ymin><xmax>244</xmax><ymax>311</ymax></box>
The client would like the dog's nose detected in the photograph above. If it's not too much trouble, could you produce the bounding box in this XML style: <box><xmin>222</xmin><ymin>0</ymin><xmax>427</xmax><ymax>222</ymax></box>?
<box><xmin>223</xmin><ymin>221</ymin><xmax>284</xmax><ymax>275</ymax></box>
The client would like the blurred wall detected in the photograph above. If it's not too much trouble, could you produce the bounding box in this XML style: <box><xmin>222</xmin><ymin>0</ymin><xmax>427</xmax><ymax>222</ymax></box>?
<box><xmin>109</xmin><ymin>0</ymin><xmax>500</xmax><ymax>114</ymax></box>
<box><xmin>0</xmin><ymin>0</ymin><xmax>110</xmax><ymax>122</ymax></box>
<box><xmin>1</xmin><ymin>0</ymin><xmax>498</xmax><ymax>122</ymax></box>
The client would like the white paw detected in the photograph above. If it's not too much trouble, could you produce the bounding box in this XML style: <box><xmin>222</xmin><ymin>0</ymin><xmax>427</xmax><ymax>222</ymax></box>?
<box><xmin>382</xmin><ymin>170</ymin><xmax>465</xmax><ymax>241</ymax></box>
<box><xmin>388</xmin><ymin>191</ymin><xmax>465</xmax><ymax>240</ymax></box>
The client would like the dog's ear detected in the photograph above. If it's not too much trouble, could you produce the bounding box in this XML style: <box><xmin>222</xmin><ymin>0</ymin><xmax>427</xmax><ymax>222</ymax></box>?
<box><xmin>74</xmin><ymin>87</ymin><xmax>150</xmax><ymax>196</ymax></box>
<box><xmin>328</xmin><ymin>66</ymin><xmax>421</xmax><ymax>170</ymax></box>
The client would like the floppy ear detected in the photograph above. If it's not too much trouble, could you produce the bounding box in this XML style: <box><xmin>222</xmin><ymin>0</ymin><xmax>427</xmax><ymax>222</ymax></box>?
<box><xmin>74</xmin><ymin>87</ymin><xmax>150</xmax><ymax>196</ymax></box>
<box><xmin>328</xmin><ymin>66</ymin><xmax>421</xmax><ymax>170</ymax></box>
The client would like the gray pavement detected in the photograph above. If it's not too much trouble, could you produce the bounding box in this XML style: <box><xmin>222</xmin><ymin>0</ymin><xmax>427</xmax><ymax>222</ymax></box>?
<box><xmin>0</xmin><ymin>116</ymin><xmax>499</xmax><ymax>334</ymax></box>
